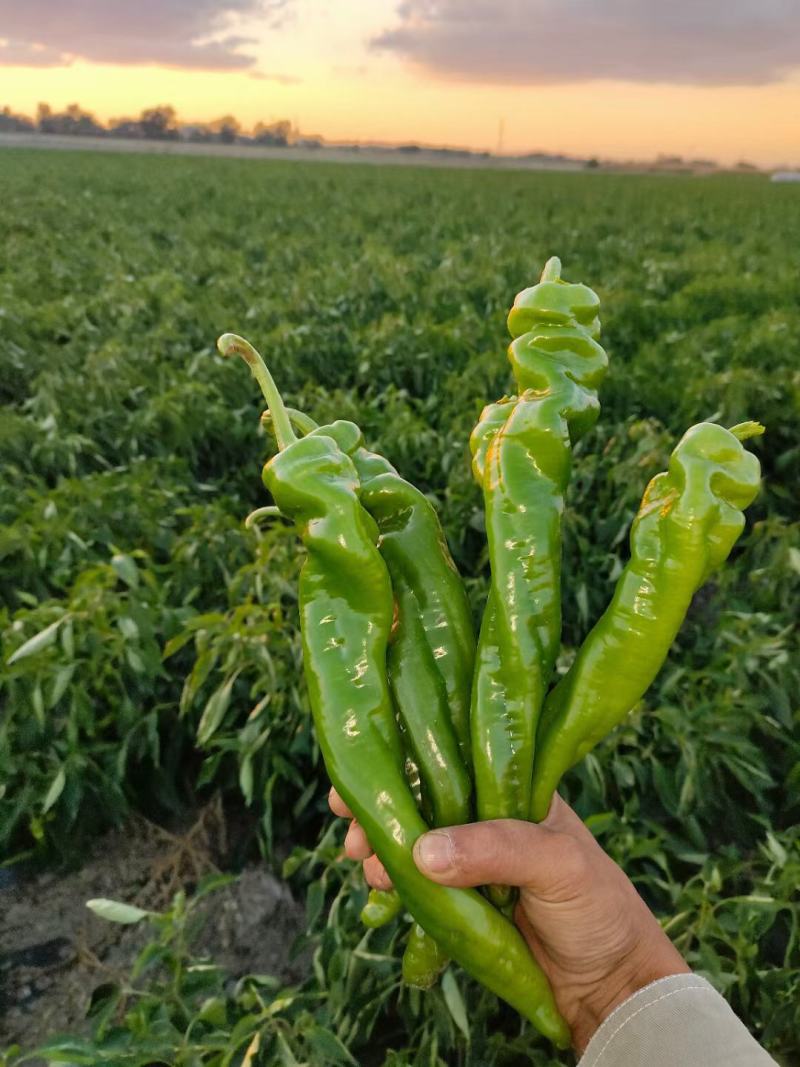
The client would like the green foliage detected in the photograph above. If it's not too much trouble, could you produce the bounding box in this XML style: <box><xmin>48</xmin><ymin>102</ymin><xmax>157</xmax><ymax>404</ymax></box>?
<box><xmin>1</xmin><ymin>151</ymin><xmax>798</xmax><ymax>1061</ymax></box>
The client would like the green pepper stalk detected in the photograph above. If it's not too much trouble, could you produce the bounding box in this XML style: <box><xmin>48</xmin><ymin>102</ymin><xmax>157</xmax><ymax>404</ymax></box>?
<box><xmin>530</xmin><ymin>420</ymin><xmax>764</xmax><ymax>823</ymax></box>
<box><xmin>468</xmin><ymin>262</ymin><xmax>607</xmax><ymax>846</ymax></box>
<box><xmin>220</xmin><ymin>333</ymin><xmax>569</xmax><ymax>1047</ymax></box>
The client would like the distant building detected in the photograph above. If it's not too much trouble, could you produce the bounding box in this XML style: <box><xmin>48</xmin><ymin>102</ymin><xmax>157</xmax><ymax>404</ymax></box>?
<box><xmin>770</xmin><ymin>171</ymin><xmax>800</xmax><ymax>183</ymax></box>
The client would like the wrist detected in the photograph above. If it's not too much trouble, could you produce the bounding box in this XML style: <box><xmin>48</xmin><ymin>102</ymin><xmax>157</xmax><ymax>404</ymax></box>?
<box><xmin>565</xmin><ymin>938</ymin><xmax>691</xmax><ymax>1053</ymax></box>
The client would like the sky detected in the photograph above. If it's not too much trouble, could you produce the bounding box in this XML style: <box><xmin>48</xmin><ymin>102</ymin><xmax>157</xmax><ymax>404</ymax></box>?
<box><xmin>1</xmin><ymin>0</ymin><xmax>799</xmax><ymax>166</ymax></box>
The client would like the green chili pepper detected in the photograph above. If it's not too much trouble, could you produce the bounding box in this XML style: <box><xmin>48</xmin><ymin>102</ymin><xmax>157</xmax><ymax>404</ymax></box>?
<box><xmin>272</xmin><ymin>408</ymin><xmax>471</xmax><ymax>983</ymax></box>
<box><xmin>361</xmin><ymin>888</ymin><xmax>403</xmax><ymax>929</ymax></box>
<box><xmin>272</xmin><ymin>407</ymin><xmax>475</xmax><ymax>782</ymax></box>
<box><xmin>220</xmin><ymin>333</ymin><xmax>569</xmax><ymax>1048</ymax></box>
<box><xmin>468</xmin><ymin>260</ymin><xmax>607</xmax><ymax>838</ymax></box>
<box><xmin>311</xmin><ymin>419</ymin><xmax>475</xmax><ymax>821</ymax></box>
<box><xmin>402</xmin><ymin>922</ymin><xmax>448</xmax><ymax>990</ymax></box>
<box><xmin>530</xmin><ymin>420</ymin><xmax>764</xmax><ymax>822</ymax></box>
<box><xmin>356</xmin><ymin>453</ymin><xmax>473</xmax><ymax>811</ymax></box>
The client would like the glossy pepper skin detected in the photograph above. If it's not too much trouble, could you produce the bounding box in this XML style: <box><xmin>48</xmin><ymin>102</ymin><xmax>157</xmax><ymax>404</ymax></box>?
<box><xmin>469</xmin><ymin>260</ymin><xmax>607</xmax><ymax>832</ymax></box>
<box><xmin>361</xmin><ymin>888</ymin><xmax>403</xmax><ymax>929</ymax></box>
<box><xmin>402</xmin><ymin>922</ymin><xmax>447</xmax><ymax>990</ymax></box>
<box><xmin>530</xmin><ymin>421</ymin><xmax>763</xmax><ymax>822</ymax></box>
<box><xmin>277</xmin><ymin>410</ymin><xmax>475</xmax><ymax>795</ymax></box>
<box><xmin>351</xmin><ymin>438</ymin><xmax>474</xmax><ymax>816</ymax></box>
<box><xmin>221</xmin><ymin>334</ymin><xmax>569</xmax><ymax>1048</ymax></box>
<box><xmin>353</xmin><ymin>442</ymin><xmax>474</xmax><ymax>987</ymax></box>
<box><xmin>279</xmin><ymin>413</ymin><xmax>472</xmax><ymax>985</ymax></box>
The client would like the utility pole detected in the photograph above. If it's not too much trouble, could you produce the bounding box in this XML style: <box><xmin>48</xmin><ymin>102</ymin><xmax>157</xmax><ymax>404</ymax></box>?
<box><xmin>497</xmin><ymin>117</ymin><xmax>505</xmax><ymax>156</ymax></box>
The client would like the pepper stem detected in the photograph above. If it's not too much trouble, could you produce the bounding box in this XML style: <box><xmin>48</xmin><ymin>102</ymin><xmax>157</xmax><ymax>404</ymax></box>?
<box><xmin>540</xmin><ymin>256</ymin><xmax>562</xmax><ymax>283</ymax></box>
<box><xmin>217</xmin><ymin>333</ymin><xmax>297</xmax><ymax>451</ymax></box>
<box><xmin>261</xmin><ymin>407</ymin><xmax>319</xmax><ymax>437</ymax></box>
<box><xmin>245</xmin><ymin>505</ymin><xmax>285</xmax><ymax>528</ymax></box>
<box><xmin>729</xmin><ymin>421</ymin><xmax>766</xmax><ymax>442</ymax></box>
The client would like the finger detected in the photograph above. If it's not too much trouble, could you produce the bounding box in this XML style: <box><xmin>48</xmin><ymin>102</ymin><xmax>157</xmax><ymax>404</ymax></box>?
<box><xmin>363</xmin><ymin>853</ymin><xmax>393</xmax><ymax>891</ymax></box>
<box><xmin>328</xmin><ymin>787</ymin><xmax>353</xmax><ymax>819</ymax></box>
<box><xmin>412</xmin><ymin>819</ymin><xmax>587</xmax><ymax>892</ymax></box>
<box><xmin>344</xmin><ymin>820</ymin><xmax>373</xmax><ymax>861</ymax></box>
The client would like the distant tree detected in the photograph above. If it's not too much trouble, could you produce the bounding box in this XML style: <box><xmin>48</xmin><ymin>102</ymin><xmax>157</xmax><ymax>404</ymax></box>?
<box><xmin>36</xmin><ymin>102</ymin><xmax>104</xmax><ymax>136</ymax></box>
<box><xmin>36</xmin><ymin>102</ymin><xmax>53</xmax><ymax>131</ymax></box>
<box><xmin>138</xmin><ymin>106</ymin><xmax>178</xmax><ymax>140</ymax></box>
<box><xmin>252</xmin><ymin>119</ymin><xmax>291</xmax><ymax>146</ymax></box>
<box><xmin>585</xmin><ymin>157</ymin><xmax>600</xmax><ymax>169</ymax></box>
<box><xmin>0</xmin><ymin>106</ymin><xmax>35</xmax><ymax>133</ymax></box>
<box><xmin>65</xmin><ymin>103</ymin><xmax>105</xmax><ymax>136</ymax></box>
<box><xmin>208</xmin><ymin>115</ymin><xmax>240</xmax><ymax>144</ymax></box>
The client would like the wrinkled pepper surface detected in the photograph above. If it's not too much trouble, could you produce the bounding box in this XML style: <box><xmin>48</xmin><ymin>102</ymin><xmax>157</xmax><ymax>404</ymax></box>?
<box><xmin>531</xmin><ymin>421</ymin><xmax>763</xmax><ymax>822</ymax></box>
<box><xmin>271</xmin><ymin>407</ymin><xmax>472</xmax><ymax>980</ymax></box>
<box><xmin>469</xmin><ymin>259</ymin><xmax>608</xmax><ymax>838</ymax></box>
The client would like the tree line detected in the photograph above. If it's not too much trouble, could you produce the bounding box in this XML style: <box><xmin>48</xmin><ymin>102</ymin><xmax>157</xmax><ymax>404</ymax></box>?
<box><xmin>0</xmin><ymin>103</ymin><xmax>317</xmax><ymax>148</ymax></box>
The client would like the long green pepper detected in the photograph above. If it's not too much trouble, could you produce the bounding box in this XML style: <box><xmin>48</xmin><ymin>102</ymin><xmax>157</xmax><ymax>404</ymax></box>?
<box><xmin>531</xmin><ymin>420</ymin><xmax>764</xmax><ymax>821</ymax></box>
<box><xmin>351</xmin><ymin>433</ymin><xmax>475</xmax><ymax>987</ymax></box>
<box><xmin>221</xmin><ymin>333</ymin><xmax>569</xmax><ymax>1048</ymax></box>
<box><xmin>270</xmin><ymin>408</ymin><xmax>474</xmax><ymax>984</ymax></box>
<box><xmin>269</xmin><ymin>405</ymin><xmax>475</xmax><ymax>812</ymax></box>
<box><xmin>469</xmin><ymin>259</ymin><xmax>608</xmax><ymax>836</ymax></box>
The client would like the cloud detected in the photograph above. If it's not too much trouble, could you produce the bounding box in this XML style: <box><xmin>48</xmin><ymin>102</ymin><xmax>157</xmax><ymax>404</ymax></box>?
<box><xmin>0</xmin><ymin>0</ymin><xmax>292</xmax><ymax>71</ymax></box>
<box><xmin>248</xmin><ymin>70</ymin><xmax>301</xmax><ymax>83</ymax></box>
<box><xmin>0</xmin><ymin>40</ymin><xmax>70</xmax><ymax>67</ymax></box>
<box><xmin>372</xmin><ymin>0</ymin><xmax>800</xmax><ymax>86</ymax></box>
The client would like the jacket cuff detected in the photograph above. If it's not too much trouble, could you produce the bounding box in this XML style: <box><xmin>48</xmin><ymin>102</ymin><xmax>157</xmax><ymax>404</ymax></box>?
<box><xmin>578</xmin><ymin>973</ymin><xmax>776</xmax><ymax>1067</ymax></box>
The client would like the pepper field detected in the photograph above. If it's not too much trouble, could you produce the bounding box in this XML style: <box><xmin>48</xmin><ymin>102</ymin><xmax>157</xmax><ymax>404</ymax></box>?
<box><xmin>1</xmin><ymin>150</ymin><xmax>798</xmax><ymax>1065</ymax></box>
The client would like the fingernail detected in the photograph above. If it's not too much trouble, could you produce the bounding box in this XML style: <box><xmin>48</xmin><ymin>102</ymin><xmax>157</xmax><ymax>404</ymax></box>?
<box><xmin>414</xmin><ymin>831</ymin><xmax>453</xmax><ymax>874</ymax></box>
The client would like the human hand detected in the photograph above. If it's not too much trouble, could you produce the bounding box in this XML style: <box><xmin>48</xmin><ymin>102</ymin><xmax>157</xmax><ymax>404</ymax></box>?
<box><xmin>329</xmin><ymin>788</ymin><xmax>689</xmax><ymax>1052</ymax></box>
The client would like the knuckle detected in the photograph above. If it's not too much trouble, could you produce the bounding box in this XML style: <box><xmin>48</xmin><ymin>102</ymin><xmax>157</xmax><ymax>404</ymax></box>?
<box><xmin>450</xmin><ymin>820</ymin><xmax>518</xmax><ymax>880</ymax></box>
<box><xmin>553</xmin><ymin>833</ymin><xmax>591</xmax><ymax>883</ymax></box>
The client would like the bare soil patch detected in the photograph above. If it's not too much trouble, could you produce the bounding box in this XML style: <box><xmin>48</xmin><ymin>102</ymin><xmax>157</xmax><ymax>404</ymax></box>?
<box><xmin>1</xmin><ymin>803</ymin><xmax>306</xmax><ymax>1052</ymax></box>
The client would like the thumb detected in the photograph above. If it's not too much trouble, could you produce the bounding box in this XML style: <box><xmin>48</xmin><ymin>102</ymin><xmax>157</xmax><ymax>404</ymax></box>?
<box><xmin>412</xmin><ymin>818</ymin><xmax>578</xmax><ymax>892</ymax></box>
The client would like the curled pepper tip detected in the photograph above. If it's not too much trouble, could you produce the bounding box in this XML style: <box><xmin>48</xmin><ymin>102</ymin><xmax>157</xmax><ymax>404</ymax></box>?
<box><xmin>729</xmin><ymin>420</ymin><xmax>766</xmax><ymax>442</ymax></box>
<box><xmin>217</xmin><ymin>332</ymin><xmax>251</xmax><ymax>362</ymax></box>
<box><xmin>539</xmin><ymin>256</ymin><xmax>562</xmax><ymax>283</ymax></box>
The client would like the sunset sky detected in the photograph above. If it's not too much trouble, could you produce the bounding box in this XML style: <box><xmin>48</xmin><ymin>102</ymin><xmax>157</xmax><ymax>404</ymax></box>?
<box><xmin>1</xmin><ymin>0</ymin><xmax>799</xmax><ymax>166</ymax></box>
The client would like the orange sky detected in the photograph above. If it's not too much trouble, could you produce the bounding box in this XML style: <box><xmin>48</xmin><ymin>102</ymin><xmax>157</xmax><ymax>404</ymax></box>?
<box><xmin>1</xmin><ymin>0</ymin><xmax>798</xmax><ymax>166</ymax></box>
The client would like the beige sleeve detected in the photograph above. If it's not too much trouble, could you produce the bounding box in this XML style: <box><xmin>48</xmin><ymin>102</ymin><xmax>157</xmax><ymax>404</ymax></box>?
<box><xmin>578</xmin><ymin>974</ymin><xmax>778</xmax><ymax>1067</ymax></box>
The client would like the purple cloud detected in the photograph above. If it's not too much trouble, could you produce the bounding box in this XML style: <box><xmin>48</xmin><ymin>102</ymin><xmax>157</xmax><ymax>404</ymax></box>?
<box><xmin>0</xmin><ymin>0</ymin><xmax>292</xmax><ymax>71</ymax></box>
<box><xmin>372</xmin><ymin>0</ymin><xmax>800</xmax><ymax>86</ymax></box>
